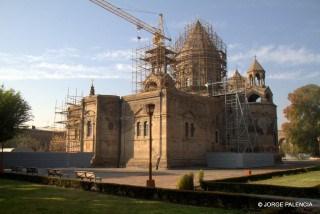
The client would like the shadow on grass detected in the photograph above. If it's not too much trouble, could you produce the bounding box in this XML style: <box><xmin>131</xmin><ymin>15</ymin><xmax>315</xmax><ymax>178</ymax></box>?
<box><xmin>0</xmin><ymin>178</ymin><xmax>243</xmax><ymax>214</ymax></box>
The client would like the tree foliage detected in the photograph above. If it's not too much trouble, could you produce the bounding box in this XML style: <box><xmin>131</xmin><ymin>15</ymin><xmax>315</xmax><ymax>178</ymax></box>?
<box><xmin>0</xmin><ymin>86</ymin><xmax>32</xmax><ymax>143</ymax></box>
<box><xmin>282</xmin><ymin>84</ymin><xmax>320</xmax><ymax>156</ymax></box>
<box><xmin>3</xmin><ymin>134</ymin><xmax>41</xmax><ymax>151</ymax></box>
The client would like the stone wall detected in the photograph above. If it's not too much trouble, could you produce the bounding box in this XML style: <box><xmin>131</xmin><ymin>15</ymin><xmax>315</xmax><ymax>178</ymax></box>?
<box><xmin>82</xmin><ymin>96</ymin><xmax>97</xmax><ymax>152</ymax></box>
<box><xmin>120</xmin><ymin>90</ymin><xmax>168</xmax><ymax>168</ymax></box>
<box><xmin>248</xmin><ymin>103</ymin><xmax>278</xmax><ymax>152</ymax></box>
<box><xmin>166</xmin><ymin>89</ymin><xmax>224</xmax><ymax>167</ymax></box>
<box><xmin>91</xmin><ymin>95</ymin><xmax>121</xmax><ymax>167</ymax></box>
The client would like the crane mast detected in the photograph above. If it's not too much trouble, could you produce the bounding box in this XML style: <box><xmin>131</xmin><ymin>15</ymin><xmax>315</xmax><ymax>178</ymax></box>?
<box><xmin>89</xmin><ymin>0</ymin><xmax>171</xmax><ymax>46</ymax></box>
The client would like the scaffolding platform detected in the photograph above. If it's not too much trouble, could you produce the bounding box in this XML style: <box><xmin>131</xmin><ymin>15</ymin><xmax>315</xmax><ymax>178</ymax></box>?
<box><xmin>208</xmin><ymin>79</ymin><xmax>258</xmax><ymax>153</ymax></box>
<box><xmin>53</xmin><ymin>90</ymin><xmax>83</xmax><ymax>153</ymax></box>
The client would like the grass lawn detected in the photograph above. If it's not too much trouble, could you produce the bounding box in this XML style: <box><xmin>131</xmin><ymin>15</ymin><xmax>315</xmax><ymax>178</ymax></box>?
<box><xmin>250</xmin><ymin>170</ymin><xmax>320</xmax><ymax>187</ymax></box>
<box><xmin>0</xmin><ymin>179</ymin><xmax>242</xmax><ymax>214</ymax></box>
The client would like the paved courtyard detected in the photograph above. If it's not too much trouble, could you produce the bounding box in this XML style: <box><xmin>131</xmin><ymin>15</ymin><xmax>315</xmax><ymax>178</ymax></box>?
<box><xmin>52</xmin><ymin>160</ymin><xmax>320</xmax><ymax>189</ymax></box>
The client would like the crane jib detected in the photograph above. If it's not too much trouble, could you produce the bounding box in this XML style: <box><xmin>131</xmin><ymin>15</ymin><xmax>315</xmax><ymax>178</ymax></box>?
<box><xmin>89</xmin><ymin>0</ymin><xmax>171</xmax><ymax>42</ymax></box>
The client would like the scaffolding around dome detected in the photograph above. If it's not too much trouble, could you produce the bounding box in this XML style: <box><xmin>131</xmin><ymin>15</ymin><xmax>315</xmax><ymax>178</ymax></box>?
<box><xmin>173</xmin><ymin>20</ymin><xmax>227</xmax><ymax>95</ymax></box>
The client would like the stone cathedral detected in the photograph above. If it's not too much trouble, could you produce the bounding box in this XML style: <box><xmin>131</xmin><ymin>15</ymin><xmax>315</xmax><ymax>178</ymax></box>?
<box><xmin>65</xmin><ymin>21</ymin><xmax>278</xmax><ymax>168</ymax></box>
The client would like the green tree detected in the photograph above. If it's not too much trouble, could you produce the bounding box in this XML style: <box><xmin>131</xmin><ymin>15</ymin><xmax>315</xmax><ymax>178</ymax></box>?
<box><xmin>282</xmin><ymin>84</ymin><xmax>320</xmax><ymax>156</ymax></box>
<box><xmin>0</xmin><ymin>86</ymin><xmax>32</xmax><ymax>144</ymax></box>
<box><xmin>4</xmin><ymin>134</ymin><xmax>41</xmax><ymax>151</ymax></box>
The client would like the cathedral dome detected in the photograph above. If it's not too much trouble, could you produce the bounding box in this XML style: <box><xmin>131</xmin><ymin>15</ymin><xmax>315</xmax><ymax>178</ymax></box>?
<box><xmin>179</xmin><ymin>20</ymin><xmax>215</xmax><ymax>53</ymax></box>
<box><xmin>173</xmin><ymin>20</ymin><xmax>227</xmax><ymax>93</ymax></box>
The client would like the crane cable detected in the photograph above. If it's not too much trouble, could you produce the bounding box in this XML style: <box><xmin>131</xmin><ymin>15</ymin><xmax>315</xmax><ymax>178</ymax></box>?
<box><xmin>116</xmin><ymin>6</ymin><xmax>169</xmax><ymax>44</ymax></box>
<box><xmin>116</xmin><ymin>7</ymin><xmax>159</xmax><ymax>15</ymax></box>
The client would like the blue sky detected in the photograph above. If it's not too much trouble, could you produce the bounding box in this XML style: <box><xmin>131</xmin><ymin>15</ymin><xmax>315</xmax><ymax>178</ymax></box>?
<box><xmin>0</xmin><ymin>0</ymin><xmax>319</xmax><ymax>128</ymax></box>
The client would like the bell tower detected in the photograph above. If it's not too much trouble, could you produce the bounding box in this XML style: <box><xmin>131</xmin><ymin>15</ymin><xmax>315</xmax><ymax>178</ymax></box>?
<box><xmin>247</xmin><ymin>56</ymin><xmax>265</xmax><ymax>88</ymax></box>
<box><xmin>246</xmin><ymin>57</ymin><xmax>273</xmax><ymax>104</ymax></box>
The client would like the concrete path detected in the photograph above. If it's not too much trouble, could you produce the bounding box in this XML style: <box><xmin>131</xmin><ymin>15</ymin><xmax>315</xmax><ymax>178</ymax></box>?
<box><xmin>50</xmin><ymin>160</ymin><xmax>320</xmax><ymax>189</ymax></box>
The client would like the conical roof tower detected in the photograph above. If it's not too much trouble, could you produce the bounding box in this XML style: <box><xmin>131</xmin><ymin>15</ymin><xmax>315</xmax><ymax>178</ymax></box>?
<box><xmin>247</xmin><ymin>57</ymin><xmax>266</xmax><ymax>87</ymax></box>
<box><xmin>228</xmin><ymin>69</ymin><xmax>245</xmax><ymax>91</ymax></box>
<box><xmin>180</xmin><ymin>20</ymin><xmax>215</xmax><ymax>52</ymax></box>
<box><xmin>174</xmin><ymin>20</ymin><xmax>227</xmax><ymax>94</ymax></box>
<box><xmin>89</xmin><ymin>80</ymin><xmax>95</xmax><ymax>96</ymax></box>
<box><xmin>247</xmin><ymin>58</ymin><xmax>265</xmax><ymax>73</ymax></box>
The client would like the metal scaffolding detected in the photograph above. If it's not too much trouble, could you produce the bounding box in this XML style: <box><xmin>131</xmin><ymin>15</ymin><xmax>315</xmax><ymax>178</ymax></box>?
<box><xmin>208</xmin><ymin>78</ymin><xmax>258</xmax><ymax>153</ymax></box>
<box><xmin>53</xmin><ymin>89</ymin><xmax>83</xmax><ymax>153</ymax></box>
<box><xmin>132</xmin><ymin>42</ymin><xmax>175</xmax><ymax>93</ymax></box>
<box><xmin>173</xmin><ymin>20</ymin><xmax>227</xmax><ymax>95</ymax></box>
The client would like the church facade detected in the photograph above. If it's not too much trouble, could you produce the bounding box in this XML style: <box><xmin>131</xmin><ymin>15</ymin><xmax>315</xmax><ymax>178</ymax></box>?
<box><xmin>64</xmin><ymin>21</ymin><xmax>278</xmax><ymax>168</ymax></box>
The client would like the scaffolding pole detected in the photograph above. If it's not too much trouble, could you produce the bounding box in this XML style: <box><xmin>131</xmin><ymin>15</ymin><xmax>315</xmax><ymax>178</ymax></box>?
<box><xmin>52</xmin><ymin>89</ymin><xmax>83</xmax><ymax>153</ymax></box>
<box><xmin>208</xmin><ymin>79</ymin><xmax>257</xmax><ymax>153</ymax></box>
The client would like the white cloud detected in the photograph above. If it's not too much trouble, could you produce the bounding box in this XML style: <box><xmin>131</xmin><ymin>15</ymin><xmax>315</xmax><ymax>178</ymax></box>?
<box><xmin>0</xmin><ymin>49</ymin><xmax>132</xmax><ymax>80</ymax></box>
<box><xmin>268</xmin><ymin>70</ymin><xmax>320</xmax><ymax>80</ymax></box>
<box><xmin>130</xmin><ymin>37</ymin><xmax>149</xmax><ymax>43</ymax></box>
<box><xmin>92</xmin><ymin>49</ymin><xmax>132</xmax><ymax>61</ymax></box>
<box><xmin>229</xmin><ymin>45</ymin><xmax>320</xmax><ymax>65</ymax></box>
<box><xmin>0</xmin><ymin>63</ymin><xmax>130</xmax><ymax>80</ymax></box>
<box><xmin>115</xmin><ymin>63</ymin><xmax>132</xmax><ymax>72</ymax></box>
<box><xmin>228</xmin><ymin>45</ymin><xmax>320</xmax><ymax>81</ymax></box>
<box><xmin>44</xmin><ymin>48</ymin><xmax>80</xmax><ymax>58</ymax></box>
<box><xmin>228</xmin><ymin>43</ymin><xmax>242</xmax><ymax>50</ymax></box>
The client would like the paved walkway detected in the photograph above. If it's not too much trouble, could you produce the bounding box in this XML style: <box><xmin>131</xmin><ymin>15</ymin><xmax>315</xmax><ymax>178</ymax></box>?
<box><xmin>53</xmin><ymin>160</ymin><xmax>320</xmax><ymax>189</ymax></box>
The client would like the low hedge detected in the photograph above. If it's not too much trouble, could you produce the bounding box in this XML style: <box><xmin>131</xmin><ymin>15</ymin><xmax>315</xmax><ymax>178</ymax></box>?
<box><xmin>95</xmin><ymin>182</ymin><xmax>298</xmax><ymax>211</ymax></box>
<box><xmin>201</xmin><ymin>165</ymin><xmax>320</xmax><ymax>199</ymax></box>
<box><xmin>201</xmin><ymin>182</ymin><xmax>320</xmax><ymax>199</ymax></box>
<box><xmin>207</xmin><ymin>165</ymin><xmax>320</xmax><ymax>183</ymax></box>
<box><xmin>0</xmin><ymin>173</ymin><xmax>94</xmax><ymax>190</ymax></box>
<box><xmin>0</xmin><ymin>172</ymin><xmax>299</xmax><ymax>212</ymax></box>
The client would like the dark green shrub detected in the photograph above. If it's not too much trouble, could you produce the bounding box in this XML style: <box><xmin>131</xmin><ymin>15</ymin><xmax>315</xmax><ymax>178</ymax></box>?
<box><xmin>198</xmin><ymin>170</ymin><xmax>204</xmax><ymax>183</ymax></box>
<box><xmin>177</xmin><ymin>173</ymin><xmax>194</xmax><ymax>190</ymax></box>
<box><xmin>197</xmin><ymin>170</ymin><xmax>205</xmax><ymax>190</ymax></box>
<box><xmin>201</xmin><ymin>181</ymin><xmax>320</xmax><ymax>199</ymax></box>
<box><xmin>208</xmin><ymin>166</ymin><xmax>320</xmax><ymax>183</ymax></box>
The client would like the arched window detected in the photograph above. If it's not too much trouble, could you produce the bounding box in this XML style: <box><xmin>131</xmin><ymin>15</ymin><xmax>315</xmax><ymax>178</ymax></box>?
<box><xmin>143</xmin><ymin>121</ymin><xmax>149</xmax><ymax>136</ymax></box>
<box><xmin>86</xmin><ymin>121</ymin><xmax>92</xmax><ymax>137</ymax></box>
<box><xmin>190</xmin><ymin>123</ymin><xmax>195</xmax><ymax>137</ymax></box>
<box><xmin>249</xmin><ymin>74</ymin><xmax>253</xmax><ymax>86</ymax></box>
<box><xmin>248</xmin><ymin>93</ymin><xmax>261</xmax><ymax>103</ymax></box>
<box><xmin>185</xmin><ymin>122</ymin><xmax>189</xmax><ymax>137</ymax></box>
<box><xmin>146</xmin><ymin>82</ymin><xmax>157</xmax><ymax>91</ymax></box>
<box><xmin>136</xmin><ymin>122</ymin><xmax>141</xmax><ymax>136</ymax></box>
<box><xmin>185</xmin><ymin>78</ymin><xmax>192</xmax><ymax>87</ymax></box>
<box><xmin>75</xmin><ymin>129</ymin><xmax>78</xmax><ymax>139</ymax></box>
<box><xmin>215</xmin><ymin>130</ymin><xmax>219</xmax><ymax>144</ymax></box>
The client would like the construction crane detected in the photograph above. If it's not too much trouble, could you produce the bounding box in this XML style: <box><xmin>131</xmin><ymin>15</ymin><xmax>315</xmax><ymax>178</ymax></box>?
<box><xmin>89</xmin><ymin>0</ymin><xmax>171</xmax><ymax>46</ymax></box>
